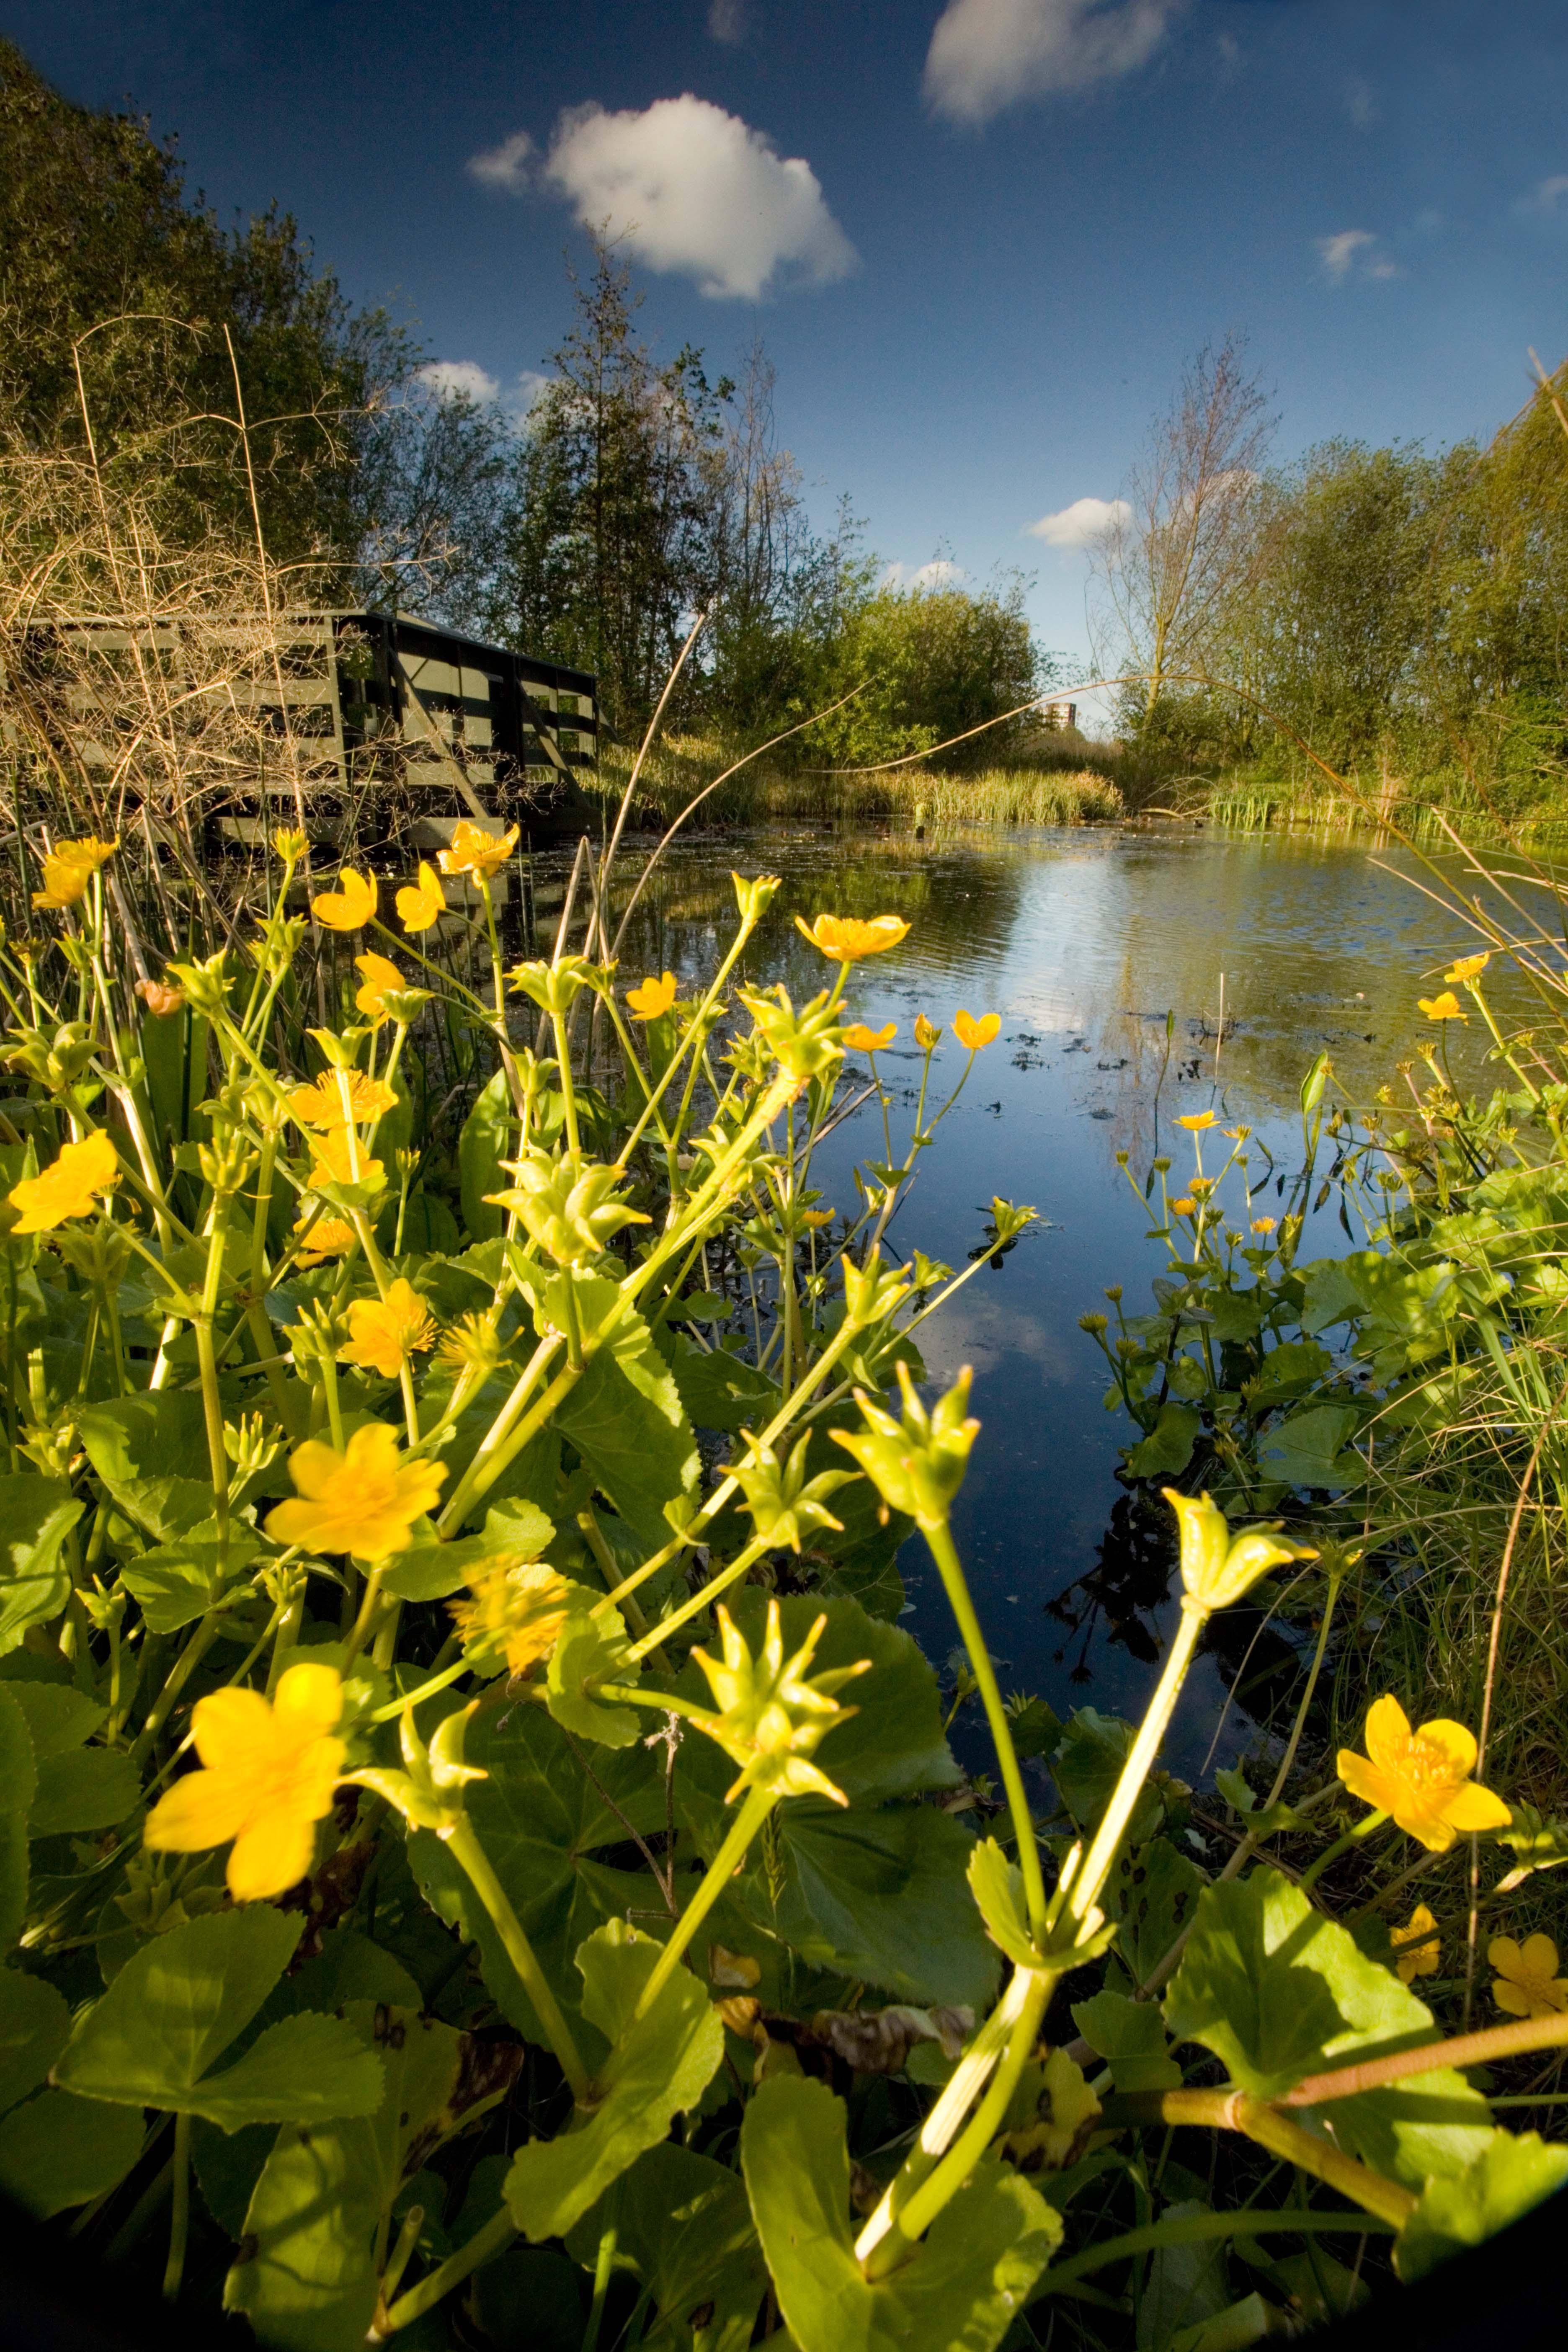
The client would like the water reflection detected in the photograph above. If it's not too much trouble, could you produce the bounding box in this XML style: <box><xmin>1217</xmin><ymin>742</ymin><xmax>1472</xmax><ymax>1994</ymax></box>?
<box><xmin>547</xmin><ymin>821</ymin><xmax>1520</xmax><ymax>1781</ymax></box>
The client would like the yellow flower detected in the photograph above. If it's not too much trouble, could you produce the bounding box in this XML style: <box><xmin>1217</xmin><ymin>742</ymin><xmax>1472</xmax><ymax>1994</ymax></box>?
<box><xmin>438</xmin><ymin>821</ymin><xmax>519</xmax><ymax>882</ymax></box>
<box><xmin>1171</xmin><ymin>1196</ymin><xmax>1197</xmax><ymax>1217</ymax></box>
<box><xmin>310</xmin><ymin>868</ymin><xmax>378</xmax><ymax>931</ymax></box>
<box><xmin>1161</xmin><ymin>1486</ymin><xmax>1316</xmax><ymax>1616</ymax></box>
<box><xmin>436</xmin><ymin>1312</ymin><xmax>504</xmax><ymax>1378</ymax></box>
<box><xmin>627</xmin><ymin>972</ymin><xmax>677</xmax><ymax>1019</ymax></box>
<box><xmin>1336</xmin><ymin>1694</ymin><xmax>1511</xmax><ymax>1853</ymax></box>
<box><xmin>292</xmin><ymin>1215</ymin><xmax>356</xmax><ymax>1266</ymax></box>
<box><xmin>843</xmin><ymin>1022</ymin><xmax>896</xmax><ymax>1053</ymax></box>
<box><xmin>8</xmin><ymin>1130</ymin><xmax>120</xmax><ymax>1234</ymax></box>
<box><xmin>31</xmin><ymin>837</ymin><xmax>118</xmax><ymax>911</ymax></box>
<box><xmin>338</xmin><ymin>1279</ymin><xmax>437</xmax><ymax>1379</ymax></box>
<box><xmin>449</xmin><ymin>1557</ymin><xmax>573</xmax><ymax>1679</ymax></box>
<box><xmin>396</xmin><ymin>862</ymin><xmax>446</xmax><ymax>933</ymax></box>
<box><xmin>1251</xmin><ymin>1217</ymin><xmax>1276</xmax><ymax>1235</ymax></box>
<box><xmin>1416</xmin><ymin>992</ymin><xmax>1465</xmax><ymax>1023</ymax></box>
<box><xmin>265</xmin><ymin>1422</ymin><xmax>446</xmax><ymax>1560</ymax></box>
<box><xmin>914</xmin><ymin>1013</ymin><xmax>941</xmax><ymax>1051</ymax></box>
<box><xmin>794</xmin><ymin>913</ymin><xmax>911</xmax><ymax>962</ymax></box>
<box><xmin>801</xmin><ymin>1207</ymin><xmax>835</xmax><ymax>1229</ymax></box>
<box><xmin>954</xmin><ymin>1009</ymin><xmax>1000</xmax><ymax>1051</ymax></box>
<box><xmin>306</xmin><ymin>1129</ymin><xmax>384</xmax><ymax>1192</ymax></box>
<box><xmin>1445</xmin><ymin>952</ymin><xmax>1491</xmax><ymax>986</ymax></box>
<box><xmin>272</xmin><ymin>827</ymin><xmax>309</xmax><ymax>864</ymax></box>
<box><xmin>354</xmin><ymin>953</ymin><xmax>407</xmax><ymax>1024</ymax></box>
<box><xmin>1224</xmin><ymin>1125</ymin><xmax>1252</xmax><ymax>1140</ymax></box>
<box><xmin>135</xmin><ymin>978</ymin><xmax>186</xmax><ymax>1018</ymax></box>
<box><xmin>1176</xmin><ymin>1111</ymin><xmax>1218</xmax><ymax>1131</ymax></box>
<box><xmin>289</xmin><ymin>1070</ymin><xmax>398</xmax><ymax>1130</ymax></box>
<box><xmin>1392</xmin><ymin>1903</ymin><xmax>1441</xmax><ymax>1986</ymax></box>
<box><xmin>1489</xmin><ymin>1933</ymin><xmax>1568</xmax><ymax>2019</ymax></box>
<box><xmin>143</xmin><ymin>1662</ymin><xmax>345</xmax><ymax>1902</ymax></box>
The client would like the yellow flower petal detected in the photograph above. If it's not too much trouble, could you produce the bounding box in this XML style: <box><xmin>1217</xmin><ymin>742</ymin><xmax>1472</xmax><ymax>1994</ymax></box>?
<box><xmin>627</xmin><ymin>972</ymin><xmax>678</xmax><ymax>1019</ymax></box>
<box><xmin>7</xmin><ymin>1129</ymin><xmax>121</xmax><ymax>1235</ymax></box>
<box><xmin>271</xmin><ymin>1661</ymin><xmax>345</xmax><ymax>1741</ymax></box>
<box><xmin>396</xmin><ymin>862</ymin><xmax>446</xmax><ymax>933</ymax></box>
<box><xmin>1176</xmin><ymin>1111</ymin><xmax>1218</xmax><ymax>1130</ymax></box>
<box><xmin>1416</xmin><ymin>992</ymin><xmax>1465</xmax><ymax>1022</ymax></box>
<box><xmin>438</xmin><ymin>821</ymin><xmax>519</xmax><ymax>881</ymax></box>
<box><xmin>843</xmin><ymin>1022</ymin><xmax>896</xmax><ymax>1053</ymax></box>
<box><xmin>264</xmin><ymin>1421</ymin><xmax>445</xmax><ymax>1560</ymax></box>
<box><xmin>354</xmin><ymin>952</ymin><xmax>406</xmax><ymax>1023</ymax></box>
<box><xmin>954</xmin><ymin>1009</ymin><xmax>999</xmax><ymax>1052</ymax></box>
<box><xmin>310</xmin><ymin>868</ymin><xmax>378</xmax><ymax>931</ymax></box>
<box><xmin>794</xmin><ymin>913</ymin><xmax>911</xmax><ymax>962</ymax></box>
<box><xmin>226</xmin><ymin>1811</ymin><xmax>320</xmax><ymax>1903</ymax></box>
<box><xmin>1445</xmin><ymin>953</ymin><xmax>1491</xmax><ymax>985</ymax></box>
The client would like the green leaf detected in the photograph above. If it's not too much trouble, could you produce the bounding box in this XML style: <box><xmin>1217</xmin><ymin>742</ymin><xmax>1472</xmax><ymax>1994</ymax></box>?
<box><xmin>103</xmin><ymin>1475</ymin><xmax>216</xmax><ymax>1543</ymax></box>
<box><xmin>122</xmin><ymin>1519</ymin><xmax>261</xmax><ymax>1632</ymax></box>
<box><xmin>740</xmin><ymin>2073</ymin><xmax>1060</xmax><ymax>2352</ymax></box>
<box><xmin>9</xmin><ymin>1682</ymin><xmax>140</xmax><ymax>1835</ymax></box>
<box><xmin>227</xmin><ymin>2003</ymin><xmax>465</xmax><ymax>2352</ymax></box>
<box><xmin>0</xmin><ymin>1687</ymin><xmax>32</xmax><ymax>1947</ymax></box>
<box><xmin>770</xmin><ymin>1800</ymin><xmax>1000</xmax><ymax>2011</ymax></box>
<box><xmin>503</xmin><ymin>1921</ymin><xmax>723</xmax><ymax>2244</ymax></box>
<box><xmin>1052</xmin><ymin>1710</ymin><xmax>1163</xmax><ymax>1849</ymax></box>
<box><xmin>0</xmin><ymin>2088</ymin><xmax>143</xmax><ymax>2218</ymax></box>
<box><xmin>54</xmin><ymin>1907</ymin><xmax>382</xmax><ymax>2127</ymax></box>
<box><xmin>1071</xmin><ymin>1990</ymin><xmax>1180</xmax><ymax>2093</ymax></box>
<box><xmin>1256</xmin><ymin>1404</ymin><xmax>1364</xmax><ymax>1493</ymax></box>
<box><xmin>1124</xmin><ymin>1403</ymin><xmax>1200</xmax><ymax>1480</ymax></box>
<box><xmin>1164</xmin><ymin>1868</ymin><xmax>1493</xmax><ymax>2187</ymax></box>
<box><xmin>1395</xmin><ymin>2129</ymin><xmax>1568</xmax><ymax>2281</ymax></box>
<box><xmin>1299</xmin><ymin>1257</ymin><xmax>1365</xmax><ymax>1335</ymax></box>
<box><xmin>563</xmin><ymin>2141</ymin><xmax>767</xmax><ymax>2352</ymax></box>
<box><xmin>1138</xmin><ymin>2200</ymin><xmax>1230</xmax><ymax>2351</ymax></box>
<box><xmin>80</xmin><ymin>1390</ymin><xmax>211</xmax><ymax>1485</ymax></box>
<box><xmin>1106</xmin><ymin>1835</ymin><xmax>1207</xmax><ymax>1992</ymax></box>
<box><xmin>459</xmin><ymin>1066</ymin><xmax>513</xmax><ymax>1243</ymax></box>
<box><xmin>0</xmin><ymin>1475</ymin><xmax>81</xmax><ymax>1653</ymax></box>
<box><xmin>968</xmin><ymin>1837</ymin><xmax>1041</xmax><ymax>1970</ymax></box>
<box><xmin>1243</xmin><ymin>1339</ymin><xmax>1332</xmax><ymax>1407</ymax></box>
<box><xmin>407</xmin><ymin>1694</ymin><xmax>663</xmax><ymax>2051</ymax></box>
<box><xmin>668</xmin><ymin>1334</ymin><xmax>782</xmax><ymax>1433</ymax></box>
<box><xmin>546</xmin><ymin>1602</ymin><xmax>641</xmax><ymax>1747</ymax></box>
<box><xmin>554</xmin><ymin>1345</ymin><xmax>699</xmax><ymax>1550</ymax></box>
<box><xmin>0</xmin><ymin>1967</ymin><xmax>70</xmax><ymax>2112</ymax></box>
<box><xmin>8</xmin><ymin>1683</ymin><xmax>104</xmax><ymax>1758</ymax></box>
<box><xmin>383</xmin><ymin>1501</ymin><xmax>554</xmax><ymax>1602</ymax></box>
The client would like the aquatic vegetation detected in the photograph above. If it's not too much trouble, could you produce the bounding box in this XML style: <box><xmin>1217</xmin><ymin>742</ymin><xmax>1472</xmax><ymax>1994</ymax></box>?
<box><xmin>0</xmin><ymin>825</ymin><xmax>1562</xmax><ymax>2348</ymax></box>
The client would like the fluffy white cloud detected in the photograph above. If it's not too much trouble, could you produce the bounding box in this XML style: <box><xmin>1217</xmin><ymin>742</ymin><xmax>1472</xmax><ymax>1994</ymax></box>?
<box><xmin>924</xmin><ymin>0</ymin><xmax>1186</xmax><ymax>126</ymax></box>
<box><xmin>1316</xmin><ymin>227</ymin><xmax>1394</xmax><ymax>283</ymax></box>
<box><xmin>1028</xmin><ymin>495</ymin><xmax>1130</xmax><ymax>548</ymax></box>
<box><xmin>467</xmin><ymin>130</ymin><xmax>534</xmax><ymax>193</ymax></box>
<box><xmin>882</xmin><ymin>558</ymin><xmax>967</xmax><ymax>590</ymax></box>
<box><xmin>418</xmin><ymin>360</ymin><xmax>501</xmax><ymax>404</ymax></box>
<box><xmin>544</xmin><ymin>95</ymin><xmax>855</xmax><ymax>299</ymax></box>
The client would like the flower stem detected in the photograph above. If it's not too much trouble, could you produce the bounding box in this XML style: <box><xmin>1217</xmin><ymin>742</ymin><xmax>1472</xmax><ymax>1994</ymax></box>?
<box><xmin>627</xmin><ymin>1784</ymin><xmax>775</xmax><ymax>2033</ymax></box>
<box><xmin>381</xmin><ymin>2203</ymin><xmax>516</xmax><ymax>2334</ymax></box>
<box><xmin>1074</xmin><ymin>1602</ymin><xmax>1205</xmax><ymax>1920</ymax></box>
<box><xmin>443</xmin><ymin>1815</ymin><xmax>590</xmax><ymax>2102</ymax></box>
<box><xmin>162</xmin><ymin>2110</ymin><xmax>191</xmax><ymax>2301</ymax></box>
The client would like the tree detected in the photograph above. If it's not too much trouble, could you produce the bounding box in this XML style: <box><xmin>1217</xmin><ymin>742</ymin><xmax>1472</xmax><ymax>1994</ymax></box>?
<box><xmin>801</xmin><ymin>573</ymin><xmax>1041</xmax><ymax>769</ymax></box>
<box><xmin>1091</xmin><ymin>334</ymin><xmax>1275</xmax><ymax>722</ymax></box>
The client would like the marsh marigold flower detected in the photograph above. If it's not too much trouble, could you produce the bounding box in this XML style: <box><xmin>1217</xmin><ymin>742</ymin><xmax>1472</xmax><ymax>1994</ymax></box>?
<box><xmin>1392</xmin><ymin>1903</ymin><xmax>1441</xmax><ymax>1986</ymax></box>
<box><xmin>306</xmin><ymin>1129</ymin><xmax>384</xmax><ymax>1193</ymax></box>
<box><xmin>801</xmin><ymin>1206</ymin><xmax>834</xmax><ymax>1229</ymax></box>
<box><xmin>914</xmin><ymin>1013</ymin><xmax>941</xmax><ymax>1051</ymax></box>
<box><xmin>954</xmin><ymin>1010</ymin><xmax>1000</xmax><ymax>1051</ymax></box>
<box><xmin>135</xmin><ymin>978</ymin><xmax>186</xmax><ymax>1018</ymax></box>
<box><xmin>311</xmin><ymin>868</ymin><xmax>377</xmax><ymax>931</ymax></box>
<box><xmin>339</xmin><ymin>1278</ymin><xmax>437</xmax><ymax>1379</ymax></box>
<box><xmin>290</xmin><ymin>1070</ymin><xmax>397</xmax><ymax>1130</ymax></box>
<box><xmin>438</xmin><ymin>821</ymin><xmax>519</xmax><ymax>882</ymax></box>
<box><xmin>795</xmin><ymin>913</ymin><xmax>910</xmax><ymax>962</ymax></box>
<box><xmin>1416</xmin><ymin>992</ymin><xmax>1465</xmax><ymax>1023</ymax></box>
<box><xmin>397</xmin><ymin>862</ymin><xmax>446</xmax><ymax>933</ymax></box>
<box><xmin>627</xmin><ymin>972</ymin><xmax>677</xmax><ymax>1019</ymax></box>
<box><xmin>1489</xmin><ymin>1933</ymin><xmax>1568</xmax><ymax>2019</ymax></box>
<box><xmin>1171</xmin><ymin>1197</ymin><xmax>1197</xmax><ymax>1217</ymax></box>
<box><xmin>354</xmin><ymin>953</ymin><xmax>406</xmax><ymax>1024</ymax></box>
<box><xmin>265</xmin><ymin>1422</ymin><xmax>445</xmax><ymax>1560</ymax></box>
<box><xmin>449</xmin><ymin>1556</ymin><xmax>573</xmax><ymax>1679</ymax></box>
<box><xmin>293</xmin><ymin>1214</ymin><xmax>356</xmax><ymax>1266</ymax></box>
<box><xmin>1336</xmin><ymin>1694</ymin><xmax>1511</xmax><ymax>1852</ymax></box>
<box><xmin>143</xmin><ymin>1661</ymin><xmax>345</xmax><ymax>1902</ymax></box>
<box><xmin>8</xmin><ymin>1129</ymin><xmax>120</xmax><ymax>1234</ymax></box>
<box><xmin>31</xmin><ymin>837</ymin><xmax>118</xmax><ymax>911</ymax></box>
<box><xmin>1445</xmin><ymin>952</ymin><xmax>1491</xmax><ymax>986</ymax></box>
<box><xmin>1176</xmin><ymin>1111</ymin><xmax>1218</xmax><ymax>1131</ymax></box>
<box><xmin>1251</xmin><ymin>1217</ymin><xmax>1277</xmax><ymax>1236</ymax></box>
<box><xmin>843</xmin><ymin>1022</ymin><xmax>896</xmax><ymax>1053</ymax></box>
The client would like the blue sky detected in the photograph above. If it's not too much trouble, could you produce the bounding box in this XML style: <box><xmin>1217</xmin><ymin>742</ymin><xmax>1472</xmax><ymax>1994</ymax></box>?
<box><xmin>10</xmin><ymin>0</ymin><xmax>1568</xmax><ymax>699</ymax></box>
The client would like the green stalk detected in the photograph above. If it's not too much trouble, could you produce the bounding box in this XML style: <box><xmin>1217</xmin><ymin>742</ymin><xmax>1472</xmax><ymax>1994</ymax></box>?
<box><xmin>162</xmin><ymin>2110</ymin><xmax>192</xmax><ymax>2301</ymax></box>
<box><xmin>437</xmin><ymin>1348</ymin><xmax>577</xmax><ymax>1533</ymax></box>
<box><xmin>443</xmin><ymin>1815</ymin><xmax>590</xmax><ymax>2101</ymax></box>
<box><xmin>194</xmin><ymin>1191</ymin><xmax>235</xmax><ymax>1563</ymax></box>
<box><xmin>382</xmin><ymin>2205</ymin><xmax>516</xmax><ymax>2334</ymax></box>
<box><xmin>1073</xmin><ymin>1602</ymin><xmax>1206</xmax><ymax>1919</ymax></box>
<box><xmin>923</xmin><ymin>1519</ymin><xmax>1047</xmax><ymax>1938</ymax></box>
<box><xmin>624</xmin><ymin>1784</ymin><xmax>776</xmax><ymax>2032</ymax></box>
<box><xmin>621</xmin><ymin>1533</ymin><xmax>772</xmax><ymax>1664</ymax></box>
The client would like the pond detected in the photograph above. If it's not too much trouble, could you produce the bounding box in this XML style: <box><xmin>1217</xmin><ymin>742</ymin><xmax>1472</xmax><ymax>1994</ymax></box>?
<box><xmin>544</xmin><ymin>820</ymin><xmax>1513</xmax><ymax>1782</ymax></box>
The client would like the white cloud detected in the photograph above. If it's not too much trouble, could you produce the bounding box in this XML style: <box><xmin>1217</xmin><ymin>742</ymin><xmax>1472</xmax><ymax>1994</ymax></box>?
<box><xmin>1519</xmin><ymin>174</ymin><xmax>1568</xmax><ymax>217</ymax></box>
<box><xmin>467</xmin><ymin>130</ymin><xmax>535</xmax><ymax>193</ymax></box>
<box><xmin>418</xmin><ymin>360</ymin><xmax>501</xmax><ymax>404</ymax></box>
<box><xmin>1346</xmin><ymin>75</ymin><xmax>1377</xmax><ymax>129</ymax></box>
<box><xmin>544</xmin><ymin>95</ymin><xmax>855</xmax><ymax>300</ymax></box>
<box><xmin>924</xmin><ymin>0</ymin><xmax>1187</xmax><ymax>126</ymax></box>
<box><xmin>883</xmin><ymin>557</ymin><xmax>967</xmax><ymax>590</ymax></box>
<box><xmin>707</xmin><ymin>0</ymin><xmax>748</xmax><ymax>40</ymax></box>
<box><xmin>1028</xmin><ymin>495</ymin><xmax>1130</xmax><ymax>547</ymax></box>
<box><xmin>512</xmin><ymin>370</ymin><xmax>551</xmax><ymax>417</ymax></box>
<box><xmin>1316</xmin><ymin>227</ymin><xmax>1397</xmax><ymax>283</ymax></box>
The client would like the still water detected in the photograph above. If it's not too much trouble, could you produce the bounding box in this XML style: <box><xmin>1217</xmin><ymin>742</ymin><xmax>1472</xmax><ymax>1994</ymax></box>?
<box><xmin>571</xmin><ymin>821</ymin><xmax>1509</xmax><ymax>1779</ymax></box>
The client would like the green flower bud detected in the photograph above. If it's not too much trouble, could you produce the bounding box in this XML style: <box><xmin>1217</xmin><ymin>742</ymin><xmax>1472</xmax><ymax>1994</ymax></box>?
<box><xmin>831</xmin><ymin>1363</ymin><xmax>980</xmax><ymax>1531</ymax></box>
<box><xmin>1161</xmin><ymin>1486</ymin><xmax>1317</xmax><ymax>1616</ymax></box>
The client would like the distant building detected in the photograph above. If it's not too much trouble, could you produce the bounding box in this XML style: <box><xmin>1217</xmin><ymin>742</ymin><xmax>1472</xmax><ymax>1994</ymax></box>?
<box><xmin>1043</xmin><ymin>699</ymin><xmax>1079</xmax><ymax>731</ymax></box>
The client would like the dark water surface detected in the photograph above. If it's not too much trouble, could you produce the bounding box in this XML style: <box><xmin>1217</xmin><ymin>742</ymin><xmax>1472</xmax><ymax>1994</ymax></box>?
<box><xmin>560</xmin><ymin>821</ymin><xmax>1520</xmax><ymax>1778</ymax></box>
